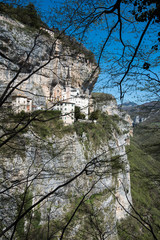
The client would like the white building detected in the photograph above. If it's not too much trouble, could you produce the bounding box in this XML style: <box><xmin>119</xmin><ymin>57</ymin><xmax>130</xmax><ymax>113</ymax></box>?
<box><xmin>70</xmin><ymin>95</ymin><xmax>89</xmax><ymax>118</ymax></box>
<box><xmin>70</xmin><ymin>88</ymin><xmax>80</xmax><ymax>97</ymax></box>
<box><xmin>12</xmin><ymin>93</ymin><xmax>32</xmax><ymax>113</ymax></box>
<box><xmin>47</xmin><ymin>68</ymin><xmax>90</xmax><ymax>124</ymax></box>
<box><xmin>53</xmin><ymin>101</ymin><xmax>75</xmax><ymax>125</ymax></box>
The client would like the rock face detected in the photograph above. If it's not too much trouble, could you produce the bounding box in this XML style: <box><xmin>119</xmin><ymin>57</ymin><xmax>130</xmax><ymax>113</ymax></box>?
<box><xmin>0</xmin><ymin>14</ymin><xmax>99</xmax><ymax>107</ymax></box>
<box><xmin>0</xmin><ymin>110</ymin><xmax>132</xmax><ymax>240</ymax></box>
<box><xmin>92</xmin><ymin>92</ymin><xmax>121</xmax><ymax>116</ymax></box>
<box><xmin>92</xmin><ymin>92</ymin><xmax>133</xmax><ymax>142</ymax></box>
<box><xmin>0</xmin><ymin>15</ymin><xmax>132</xmax><ymax>240</ymax></box>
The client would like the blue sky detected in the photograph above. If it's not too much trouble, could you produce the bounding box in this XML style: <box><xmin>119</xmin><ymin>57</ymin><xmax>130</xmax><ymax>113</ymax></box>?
<box><xmin>29</xmin><ymin>1</ymin><xmax>160</xmax><ymax>104</ymax></box>
<box><xmin>34</xmin><ymin>0</ymin><xmax>64</xmax><ymax>11</ymax></box>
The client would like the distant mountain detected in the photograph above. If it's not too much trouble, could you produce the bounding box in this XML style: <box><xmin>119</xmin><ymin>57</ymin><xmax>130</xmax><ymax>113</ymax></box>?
<box><xmin>120</xmin><ymin>101</ymin><xmax>160</xmax><ymax>124</ymax></box>
<box><xmin>119</xmin><ymin>100</ymin><xmax>160</xmax><ymax>240</ymax></box>
<box><xmin>120</xmin><ymin>101</ymin><xmax>137</xmax><ymax>107</ymax></box>
<box><xmin>122</xmin><ymin>100</ymin><xmax>160</xmax><ymax>162</ymax></box>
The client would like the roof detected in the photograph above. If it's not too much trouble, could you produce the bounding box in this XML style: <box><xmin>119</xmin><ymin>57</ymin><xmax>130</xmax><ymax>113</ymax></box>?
<box><xmin>59</xmin><ymin>101</ymin><xmax>75</xmax><ymax>105</ymax></box>
<box><xmin>12</xmin><ymin>94</ymin><xmax>27</xmax><ymax>98</ymax></box>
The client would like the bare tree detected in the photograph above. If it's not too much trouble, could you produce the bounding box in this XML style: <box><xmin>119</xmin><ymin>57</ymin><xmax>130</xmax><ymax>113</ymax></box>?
<box><xmin>51</xmin><ymin>0</ymin><xmax>160</xmax><ymax>102</ymax></box>
<box><xmin>48</xmin><ymin>0</ymin><xmax>160</xmax><ymax>239</ymax></box>
<box><xmin>1</xmin><ymin>1</ymin><xmax>159</xmax><ymax>240</ymax></box>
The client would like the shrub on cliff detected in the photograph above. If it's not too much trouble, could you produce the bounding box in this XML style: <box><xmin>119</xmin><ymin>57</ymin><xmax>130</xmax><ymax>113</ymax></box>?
<box><xmin>74</xmin><ymin>106</ymin><xmax>85</xmax><ymax>121</ymax></box>
<box><xmin>89</xmin><ymin>110</ymin><xmax>100</xmax><ymax>121</ymax></box>
<box><xmin>0</xmin><ymin>2</ymin><xmax>44</xmax><ymax>29</ymax></box>
<box><xmin>92</xmin><ymin>92</ymin><xmax>115</xmax><ymax>103</ymax></box>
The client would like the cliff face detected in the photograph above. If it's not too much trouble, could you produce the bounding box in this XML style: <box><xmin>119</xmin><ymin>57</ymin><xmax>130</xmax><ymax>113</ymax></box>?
<box><xmin>0</xmin><ymin>15</ymin><xmax>98</xmax><ymax>107</ymax></box>
<box><xmin>0</xmin><ymin>107</ymin><xmax>132</xmax><ymax>239</ymax></box>
<box><xmin>0</xmin><ymin>15</ymin><xmax>132</xmax><ymax>240</ymax></box>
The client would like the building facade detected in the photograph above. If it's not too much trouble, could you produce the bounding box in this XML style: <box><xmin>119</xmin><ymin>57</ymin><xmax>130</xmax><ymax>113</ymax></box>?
<box><xmin>12</xmin><ymin>94</ymin><xmax>32</xmax><ymax>113</ymax></box>
<box><xmin>11</xmin><ymin>80</ymin><xmax>90</xmax><ymax>125</ymax></box>
<box><xmin>45</xmin><ymin>75</ymin><xmax>91</xmax><ymax>124</ymax></box>
<box><xmin>53</xmin><ymin>101</ymin><xmax>75</xmax><ymax>125</ymax></box>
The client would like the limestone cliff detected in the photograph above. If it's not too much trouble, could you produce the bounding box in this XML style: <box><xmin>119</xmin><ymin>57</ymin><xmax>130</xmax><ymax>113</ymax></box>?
<box><xmin>0</xmin><ymin>107</ymin><xmax>132</xmax><ymax>239</ymax></box>
<box><xmin>0</xmin><ymin>14</ymin><xmax>99</xmax><ymax>107</ymax></box>
<box><xmin>0</xmin><ymin>15</ymin><xmax>132</xmax><ymax>240</ymax></box>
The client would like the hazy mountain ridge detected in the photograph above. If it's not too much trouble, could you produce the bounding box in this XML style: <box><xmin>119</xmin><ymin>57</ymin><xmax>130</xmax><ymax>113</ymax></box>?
<box><xmin>120</xmin><ymin>101</ymin><xmax>160</xmax><ymax>125</ymax></box>
<box><xmin>121</xmin><ymin>100</ymin><xmax>160</xmax><ymax>161</ymax></box>
<box><xmin>118</xmin><ymin>100</ymin><xmax>160</xmax><ymax>239</ymax></box>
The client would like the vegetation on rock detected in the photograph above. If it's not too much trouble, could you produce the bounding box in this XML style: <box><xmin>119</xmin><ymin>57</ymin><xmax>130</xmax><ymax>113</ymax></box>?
<box><xmin>0</xmin><ymin>2</ymin><xmax>97</xmax><ymax>64</ymax></box>
<box><xmin>118</xmin><ymin>140</ymin><xmax>160</xmax><ymax>240</ymax></box>
<box><xmin>74</xmin><ymin>106</ymin><xmax>85</xmax><ymax>121</ymax></box>
<box><xmin>89</xmin><ymin>110</ymin><xmax>100</xmax><ymax>121</ymax></box>
<box><xmin>92</xmin><ymin>92</ymin><xmax>115</xmax><ymax>102</ymax></box>
<box><xmin>0</xmin><ymin>2</ymin><xmax>45</xmax><ymax>29</ymax></box>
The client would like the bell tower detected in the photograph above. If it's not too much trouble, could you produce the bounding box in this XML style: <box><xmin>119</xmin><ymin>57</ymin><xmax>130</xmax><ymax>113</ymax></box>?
<box><xmin>66</xmin><ymin>67</ymin><xmax>71</xmax><ymax>87</ymax></box>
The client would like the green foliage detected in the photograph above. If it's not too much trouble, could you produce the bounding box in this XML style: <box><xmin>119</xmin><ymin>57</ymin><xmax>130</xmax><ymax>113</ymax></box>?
<box><xmin>0</xmin><ymin>2</ymin><xmax>45</xmax><ymax>29</ymax></box>
<box><xmin>35</xmin><ymin>192</ymin><xmax>110</xmax><ymax>240</ymax></box>
<box><xmin>74</xmin><ymin>106</ymin><xmax>85</xmax><ymax>121</ymax></box>
<box><xmin>11</xmin><ymin>110</ymin><xmax>30</xmax><ymax>123</ymax></box>
<box><xmin>25</xmin><ymin>193</ymin><xmax>108</xmax><ymax>239</ymax></box>
<box><xmin>118</xmin><ymin>140</ymin><xmax>160</xmax><ymax>240</ymax></box>
<box><xmin>70</xmin><ymin>191</ymin><xmax>115</xmax><ymax>240</ymax></box>
<box><xmin>2</xmin><ymin>110</ymin><xmax>63</xmax><ymax>140</ymax></box>
<box><xmin>89</xmin><ymin>110</ymin><xmax>100</xmax><ymax>120</ymax></box>
<box><xmin>22</xmin><ymin>3</ymin><xmax>42</xmax><ymax>28</ymax></box>
<box><xmin>1</xmin><ymin>109</ymin><xmax>62</xmax><ymax>140</ymax></box>
<box><xmin>91</xmin><ymin>92</ymin><xmax>115</xmax><ymax>102</ymax></box>
<box><xmin>32</xmin><ymin>209</ymin><xmax>41</xmax><ymax>230</ymax></box>
<box><xmin>16</xmin><ymin>190</ymin><xmax>41</xmax><ymax>240</ymax></box>
<box><xmin>0</xmin><ymin>2</ymin><xmax>97</xmax><ymax>63</ymax></box>
<box><xmin>16</xmin><ymin>214</ymin><xmax>25</xmax><ymax>239</ymax></box>
<box><xmin>74</xmin><ymin>202</ymin><xmax>106</xmax><ymax>239</ymax></box>
<box><xmin>31</xmin><ymin>110</ymin><xmax>64</xmax><ymax>139</ymax></box>
<box><xmin>134</xmin><ymin>121</ymin><xmax>160</xmax><ymax>162</ymax></box>
<box><xmin>16</xmin><ymin>190</ymin><xmax>33</xmax><ymax>240</ymax></box>
<box><xmin>98</xmin><ymin>112</ymin><xmax>121</xmax><ymax>135</ymax></box>
<box><xmin>74</xmin><ymin>112</ymin><xmax>121</xmax><ymax>149</ymax></box>
<box><xmin>110</xmin><ymin>155</ymin><xmax>124</xmax><ymax>174</ymax></box>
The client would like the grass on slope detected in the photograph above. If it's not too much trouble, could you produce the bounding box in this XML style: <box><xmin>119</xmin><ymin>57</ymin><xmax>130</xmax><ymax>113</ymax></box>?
<box><xmin>134</xmin><ymin>121</ymin><xmax>160</xmax><ymax>162</ymax></box>
<box><xmin>118</xmin><ymin>140</ymin><xmax>160</xmax><ymax>240</ymax></box>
